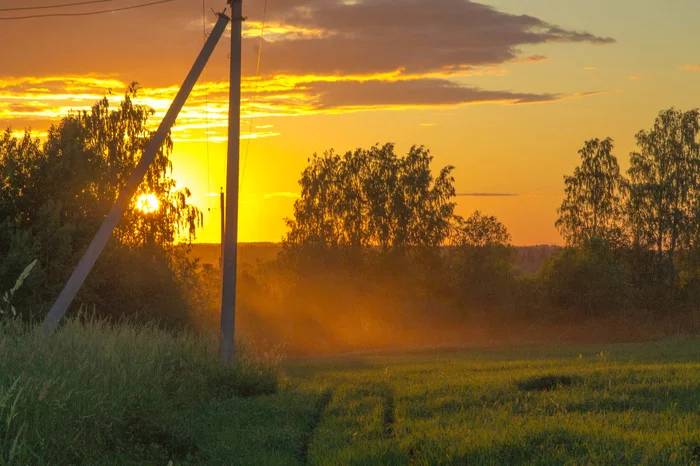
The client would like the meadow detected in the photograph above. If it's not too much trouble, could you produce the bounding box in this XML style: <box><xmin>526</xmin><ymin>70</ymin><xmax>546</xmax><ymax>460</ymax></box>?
<box><xmin>3</xmin><ymin>320</ymin><xmax>698</xmax><ymax>465</ymax></box>
<box><xmin>284</xmin><ymin>339</ymin><xmax>700</xmax><ymax>465</ymax></box>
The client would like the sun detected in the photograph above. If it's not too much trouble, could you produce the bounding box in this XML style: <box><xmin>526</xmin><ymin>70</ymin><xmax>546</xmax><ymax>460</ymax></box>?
<box><xmin>136</xmin><ymin>193</ymin><xmax>160</xmax><ymax>214</ymax></box>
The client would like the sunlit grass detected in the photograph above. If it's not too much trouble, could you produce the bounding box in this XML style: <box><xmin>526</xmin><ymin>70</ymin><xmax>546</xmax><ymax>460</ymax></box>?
<box><xmin>1</xmin><ymin>324</ymin><xmax>698</xmax><ymax>464</ymax></box>
<box><xmin>287</xmin><ymin>338</ymin><xmax>700</xmax><ymax>465</ymax></box>
<box><xmin>0</xmin><ymin>317</ymin><xmax>280</xmax><ymax>464</ymax></box>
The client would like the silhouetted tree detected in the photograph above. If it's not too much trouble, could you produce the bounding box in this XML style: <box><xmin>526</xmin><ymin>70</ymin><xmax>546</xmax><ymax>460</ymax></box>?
<box><xmin>449</xmin><ymin>211</ymin><xmax>516</xmax><ymax>311</ymax></box>
<box><xmin>0</xmin><ymin>84</ymin><xmax>202</xmax><ymax>325</ymax></box>
<box><xmin>41</xmin><ymin>83</ymin><xmax>202</xmax><ymax>248</ymax></box>
<box><xmin>452</xmin><ymin>210</ymin><xmax>511</xmax><ymax>247</ymax></box>
<box><xmin>285</xmin><ymin>143</ymin><xmax>456</xmax><ymax>253</ymax></box>
<box><xmin>556</xmin><ymin>138</ymin><xmax>627</xmax><ymax>247</ymax></box>
<box><xmin>628</xmin><ymin>108</ymin><xmax>700</xmax><ymax>279</ymax></box>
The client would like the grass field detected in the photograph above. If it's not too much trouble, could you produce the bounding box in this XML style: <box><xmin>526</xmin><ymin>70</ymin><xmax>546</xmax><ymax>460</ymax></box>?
<box><xmin>2</xmin><ymin>322</ymin><xmax>699</xmax><ymax>464</ymax></box>
<box><xmin>231</xmin><ymin>338</ymin><xmax>700</xmax><ymax>465</ymax></box>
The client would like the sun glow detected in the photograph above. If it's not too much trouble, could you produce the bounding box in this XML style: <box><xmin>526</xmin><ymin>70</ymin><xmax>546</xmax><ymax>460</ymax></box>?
<box><xmin>136</xmin><ymin>194</ymin><xmax>159</xmax><ymax>214</ymax></box>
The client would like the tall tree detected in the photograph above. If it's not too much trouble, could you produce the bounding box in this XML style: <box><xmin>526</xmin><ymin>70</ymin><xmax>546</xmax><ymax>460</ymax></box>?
<box><xmin>556</xmin><ymin>138</ymin><xmax>627</xmax><ymax>247</ymax></box>
<box><xmin>285</xmin><ymin>143</ymin><xmax>456</xmax><ymax>253</ymax></box>
<box><xmin>627</xmin><ymin>108</ymin><xmax>700</xmax><ymax>269</ymax></box>
<box><xmin>0</xmin><ymin>84</ymin><xmax>202</xmax><ymax>322</ymax></box>
<box><xmin>41</xmin><ymin>83</ymin><xmax>202</xmax><ymax>248</ymax></box>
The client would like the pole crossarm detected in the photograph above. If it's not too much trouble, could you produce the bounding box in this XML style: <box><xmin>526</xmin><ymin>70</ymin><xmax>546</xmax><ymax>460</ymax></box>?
<box><xmin>42</xmin><ymin>11</ymin><xmax>232</xmax><ymax>333</ymax></box>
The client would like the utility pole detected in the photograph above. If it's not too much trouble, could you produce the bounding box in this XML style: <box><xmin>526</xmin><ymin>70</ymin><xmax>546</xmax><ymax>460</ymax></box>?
<box><xmin>220</xmin><ymin>0</ymin><xmax>244</xmax><ymax>364</ymax></box>
<box><xmin>43</xmin><ymin>12</ymin><xmax>231</xmax><ymax>333</ymax></box>
<box><xmin>220</xmin><ymin>187</ymin><xmax>225</xmax><ymax>274</ymax></box>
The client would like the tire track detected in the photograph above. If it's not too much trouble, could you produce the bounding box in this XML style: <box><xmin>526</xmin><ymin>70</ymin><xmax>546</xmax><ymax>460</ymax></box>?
<box><xmin>297</xmin><ymin>389</ymin><xmax>333</xmax><ymax>464</ymax></box>
<box><xmin>377</xmin><ymin>382</ymin><xmax>396</xmax><ymax>439</ymax></box>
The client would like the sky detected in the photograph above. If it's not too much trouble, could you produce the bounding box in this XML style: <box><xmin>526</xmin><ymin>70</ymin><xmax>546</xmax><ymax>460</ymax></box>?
<box><xmin>1</xmin><ymin>0</ymin><xmax>700</xmax><ymax>245</ymax></box>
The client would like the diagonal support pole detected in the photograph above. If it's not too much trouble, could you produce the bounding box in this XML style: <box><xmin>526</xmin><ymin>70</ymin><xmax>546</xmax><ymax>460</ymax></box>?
<box><xmin>43</xmin><ymin>12</ymin><xmax>231</xmax><ymax>333</ymax></box>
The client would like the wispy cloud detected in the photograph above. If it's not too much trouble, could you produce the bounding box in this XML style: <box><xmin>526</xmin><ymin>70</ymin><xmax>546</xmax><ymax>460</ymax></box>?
<box><xmin>583</xmin><ymin>66</ymin><xmax>597</xmax><ymax>71</ymax></box>
<box><xmin>263</xmin><ymin>192</ymin><xmax>301</xmax><ymax>200</ymax></box>
<box><xmin>0</xmin><ymin>75</ymin><xmax>613</xmax><ymax>137</ymax></box>
<box><xmin>681</xmin><ymin>64</ymin><xmax>700</xmax><ymax>71</ymax></box>
<box><xmin>457</xmin><ymin>192</ymin><xmax>519</xmax><ymax>197</ymax></box>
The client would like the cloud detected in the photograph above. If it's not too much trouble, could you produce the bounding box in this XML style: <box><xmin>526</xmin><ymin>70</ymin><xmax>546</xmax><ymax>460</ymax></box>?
<box><xmin>263</xmin><ymin>192</ymin><xmax>301</xmax><ymax>200</ymax></box>
<box><xmin>457</xmin><ymin>192</ymin><xmax>519</xmax><ymax>197</ymax></box>
<box><xmin>1</xmin><ymin>74</ymin><xmax>608</xmax><ymax>132</ymax></box>
<box><xmin>583</xmin><ymin>66</ymin><xmax>597</xmax><ymax>71</ymax></box>
<box><xmin>302</xmin><ymin>79</ymin><xmax>559</xmax><ymax>109</ymax></box>
<box><xmin>681</xmin><ymin>64</ymin><xmax>700</xmax><ymax>71</ymax></box>
<box><xmin>241</xmin><ymin>0</ymin><xmax>614</xmax><ymax>78</ymax></box>
<box><xmin>0</xmin><ymin>1</ymin><xmax>616</xmax><ymax>129</ymax></box>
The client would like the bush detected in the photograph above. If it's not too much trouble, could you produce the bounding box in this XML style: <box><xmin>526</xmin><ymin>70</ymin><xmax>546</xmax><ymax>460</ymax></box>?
<box><xmin>538</xmin><ymin>241</ymin><xmax>636</xmax><ymax>319</ymax></box>
<box><xmin>0</xmin><ymin>317</ymin><xmax>280</xmax><ymax>464</ymax></box>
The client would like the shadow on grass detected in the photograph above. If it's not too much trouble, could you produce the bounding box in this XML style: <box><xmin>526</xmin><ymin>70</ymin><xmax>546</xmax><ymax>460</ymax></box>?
<box><xmin>284</xmin><ymin>358</ymin><xmax>379</xmax><ymax>378</ymax></box>
<box><xmin>461</xmin><ymin>428</ymin><xmax>631</xmax><ymax>464</ymax></box>
<box><xmin>122</xmin><ymin>414</ymin><xmax>199</xmax><ymax>462</ymax></box>
<box><xmin>568</xmin><ymin>384</ymin><xmax>700</xmax><ymax>414</ymax></box>
<box><xmin>517</xmin><ymin>374</ymin><xmax>583</xmax><ymax>392</ymax></box>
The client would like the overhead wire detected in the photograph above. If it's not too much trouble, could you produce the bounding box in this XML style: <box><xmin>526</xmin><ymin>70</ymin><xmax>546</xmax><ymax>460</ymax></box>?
<box><xmin>0</xmin><ymin>0</ymin><xmax>173</xmax><ymax>20</ymax></box>
<box><xmin>202</xmin><ymin>0</ymin><xmax>212</xmax><ymax>215</ymax></box>
<box><xmin>0</xmin><ymin>0</ymin><xmax>114</xmax><ymax>12</ymax></box>
<box><xmin>240</xmin><ymin>0</ymin><xmax>268</xmax><ymax>194</ymax></box>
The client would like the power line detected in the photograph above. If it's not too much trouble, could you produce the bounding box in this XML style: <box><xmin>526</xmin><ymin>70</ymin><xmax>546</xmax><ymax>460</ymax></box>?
<box><xmin>0</xmin><ymin>0</ymin><xmax>114</xmax><ymax>12</ymax></box>
<box><xmin>0</xmin><ymin>0</ymin><xmax>173</xmax><ymax>20</ymax></box>
<box><xmin>240</xmin><ymin>0</ymin><xmax>268</xmax><ymax>193</ymax></box>
<box><xmin>203</xmin><ymin>0</ymin><xmax>212</xmax><ymax>214</ymax></box>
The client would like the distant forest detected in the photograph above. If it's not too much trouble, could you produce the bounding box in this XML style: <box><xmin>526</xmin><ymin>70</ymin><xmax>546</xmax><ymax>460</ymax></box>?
<box><xmin>189</xmin><ymin>243</ymin><xmax>561</xmax><ymax>276</ymax></box>
<box><xmin>2</xmin><ymin>87</ymin><xmax>699</xmax><ymax>352</ymax></box>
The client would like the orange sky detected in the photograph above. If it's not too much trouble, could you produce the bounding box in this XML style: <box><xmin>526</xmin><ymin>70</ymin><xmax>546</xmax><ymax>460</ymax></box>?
<box><xmin>2</xmin><ymin>0</ymin><xmax>700</xmax><ymax>245</ymax></box>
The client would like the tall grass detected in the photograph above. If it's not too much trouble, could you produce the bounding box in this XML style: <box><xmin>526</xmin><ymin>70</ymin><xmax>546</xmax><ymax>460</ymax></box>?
<box><xmin>0</xmin><ymin>317</ymin><xmax>280</xmax><ymax>464</ymax></box>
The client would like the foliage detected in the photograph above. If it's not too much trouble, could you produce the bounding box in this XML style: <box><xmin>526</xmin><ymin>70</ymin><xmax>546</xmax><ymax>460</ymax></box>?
<box><xmin>285</xmin><ymin>143</ymin><xmax>456</xmax><ymax>253</ymax></box>
<box><xmin>452</xmin><ymin>210</ymin><xmax>511</xmax><ymax>247</ymax></box>
<box><xmin>447</xmin><ymin>211</ymin><xmax>516</xmax><ymax>311</ymax></box>
<box><xmin>627</xmin><ymin>109</ymin><xmax>700</xmax><ymax>265</ymax></box>
<box><xmin>0</xmin><ymin>85</ymin><xmax>203</xmax><ymax>324</ymax></box>
<box><xmin>556</xmin><ymin>138</ymin><xmax>628</xmax><ymax>247</ymax></box>
<box><xmin>538</xmin><ymin>240</ymin><xmax>636</xmax><ymax>318</ymax></box>
<box><xmin>0</xmin><ymin>260</ymin><xmax>37</xmax><ymax>318</ymax></box>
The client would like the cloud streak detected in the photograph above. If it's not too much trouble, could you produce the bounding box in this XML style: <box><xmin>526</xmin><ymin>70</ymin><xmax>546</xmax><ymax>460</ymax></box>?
<box><xmin>241</xmin><ymin>0</ymin><xmax>613</xmax><ymax>78</ymax></box>
<box><xmin>457</xmin><ymin>192</ymin><xmax>520</xmax><ymax>197</ymax></box>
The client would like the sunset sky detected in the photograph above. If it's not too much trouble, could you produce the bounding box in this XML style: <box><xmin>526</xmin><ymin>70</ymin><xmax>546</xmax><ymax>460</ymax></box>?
<box><xmin>2</xmin><ymin>0</ymin><xmax>700</xmax><ymax>244</ymax></box>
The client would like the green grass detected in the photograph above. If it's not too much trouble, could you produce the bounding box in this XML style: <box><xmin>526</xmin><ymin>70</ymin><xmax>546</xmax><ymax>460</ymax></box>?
<box><xmin>2</xmin><ymin>321</ymin><xmax>699</xmax><ymax>464</ymax></box>
<box><xmin>0</xmin><ymin>317</ymin><xmax>281</xmax><ymax>464</ymax></box>
<box><xmin>285</xmin><ymin>338</ymin><xmax>700</xmax><ymax>465</ymax></box>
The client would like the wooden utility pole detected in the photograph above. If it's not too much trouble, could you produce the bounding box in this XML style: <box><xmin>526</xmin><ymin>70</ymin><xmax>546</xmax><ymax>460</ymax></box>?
<box><xmin>43</xmin><ymin>12</ymin><xmax>232</xmax><ymax>333</ymax></box>
<box><xmin>220</xmin><ymin>187</ymin><xmax>225</xmax><ymax>274</ymax></box>
<box><xmin>219</xmin><ymin>0</ymin><xmax>244</xmax><ymax>364</ymax></box>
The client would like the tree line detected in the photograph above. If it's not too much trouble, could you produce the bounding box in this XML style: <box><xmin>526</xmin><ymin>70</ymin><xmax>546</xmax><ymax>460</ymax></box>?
<box><xmin>552</xmin><ymin>108</ymin><xmax>700</xmax><ymax>313</ymax></box>
<box><xmin>1</xmin><ymin>90</ymin><xmax>698</xmax><ymax>349</ymax></box>
<box><xmin>0</xmin><ymin>84</ymin><xmax>202</xmax><ymax>326</ymax></box>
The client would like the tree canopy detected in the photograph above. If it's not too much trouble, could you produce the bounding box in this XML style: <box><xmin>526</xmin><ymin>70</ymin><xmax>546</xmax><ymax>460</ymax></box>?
<box><xmin>556</xmin><ymin>138</ymin><xmax>627</xmax><ymax>247</ymax></box>
<box><xmin>628</xmin><ymin>108</ymin><xmax>700</xmax><ymax>260</ymax></box>
<box><xmin>285</xmin><ymin>143</ymin><xmax>456</xmax><ymax>252</ymax></box>
<box><xmin>0</xmin><ymin>84</ymin><xmax>201</xmax><ymax>323</ymax></box>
